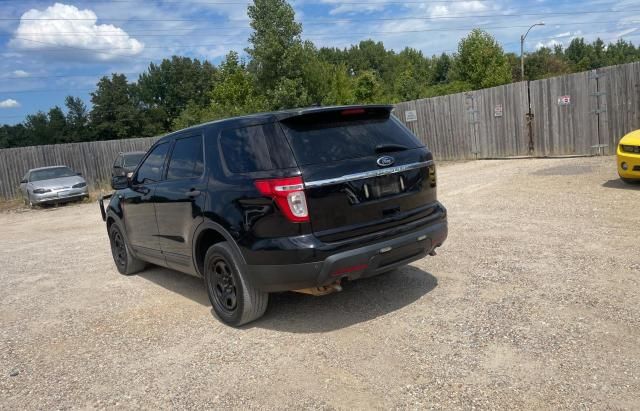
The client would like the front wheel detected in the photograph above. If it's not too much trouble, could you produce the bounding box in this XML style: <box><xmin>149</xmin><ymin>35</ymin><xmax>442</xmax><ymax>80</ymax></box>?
<box><xmin>204</xmin><ymin>242</ymin><xmax>268</xmax><ymax>327</ymax></box>
<box><xmin>109</xmin><ymin>224</ymin><xmax>146</xmax><ymax>275</ymax></box>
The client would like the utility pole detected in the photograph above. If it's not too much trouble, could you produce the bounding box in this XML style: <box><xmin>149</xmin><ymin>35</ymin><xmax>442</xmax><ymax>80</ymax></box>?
<box><xmin>520</xmin><ymin>22</ymin><xmax>545</xmax><ymax>81</ymax></box>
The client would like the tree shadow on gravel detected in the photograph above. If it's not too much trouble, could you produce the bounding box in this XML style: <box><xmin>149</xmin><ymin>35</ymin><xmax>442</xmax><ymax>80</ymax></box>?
<box><xmin>602</xmin><ymin>179</ymin><xmax>640</xmax><ymax>190</ymax></box>
<box><xmin>255</xmin><ymin>266</ymin><xmax>437</xmax><ymax>334</ymax></box>
<box><xmin>138</xmin><ymin>266</ymin><xmax>210</xmax><ymax>306</ymax></box>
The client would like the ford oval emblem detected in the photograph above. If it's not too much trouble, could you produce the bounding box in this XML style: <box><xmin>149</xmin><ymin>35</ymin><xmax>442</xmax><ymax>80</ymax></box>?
<box><xmin>377</xmin><ymin>155</ymin><xmax>395</xmax><ymax>167</ymax></box>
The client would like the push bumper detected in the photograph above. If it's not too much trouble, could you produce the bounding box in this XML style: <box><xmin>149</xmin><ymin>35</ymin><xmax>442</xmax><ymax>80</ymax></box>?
<box><xmin>246</xmin><ymin>220</ymin><xmax>447</xmax><ymax>292</ymax></box>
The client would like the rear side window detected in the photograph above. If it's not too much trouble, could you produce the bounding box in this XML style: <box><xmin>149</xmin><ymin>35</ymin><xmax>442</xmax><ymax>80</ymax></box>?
<box><xmin>281</xmin><ymin>110</ymin><xmax>423</xmax><ymax>166</ymax></box>
<box><xmin>134</xmin><ymin>142</ymin><xmax>169</xmax><ymax>184</ymax></box>
<box><xmin>220</xmin><ymin>124</ymin><xmax>295</xmax><ymax>173</ymax></box>
<box><xmin>167</xmin><ymin>136</ymin><xmax>204</xmax><ymax>180</ymax></box>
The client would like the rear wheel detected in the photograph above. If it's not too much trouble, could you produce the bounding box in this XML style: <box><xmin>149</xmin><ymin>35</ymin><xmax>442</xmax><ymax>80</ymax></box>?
<box><xmin>204</xmin><ymin>242</ymin><xmax>268</xmax><ymax>327</ymax></box>
<box><xmin>109</xmin><ymin>224</ymin><xmax>146</xmax><ymax>275</ymax></box>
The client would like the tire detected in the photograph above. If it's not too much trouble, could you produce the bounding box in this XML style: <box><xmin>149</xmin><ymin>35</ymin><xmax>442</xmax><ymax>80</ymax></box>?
<box><xmin>27</xmin><ymin>193</ymin><xmax>35</xmax><ymax>208</ymax></box>
<box><xmin>204</xmin><ymin>242</ymin><xmax>268</xmax><ymax>327</ymax></box>
<box><xmin>109</xmin><ymin>224</ymin><xmax>146</xmax><ymax>275</ymax></box>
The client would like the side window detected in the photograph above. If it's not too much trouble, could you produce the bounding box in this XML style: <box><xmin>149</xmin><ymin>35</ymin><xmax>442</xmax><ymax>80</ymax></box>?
<box><xmin>114</xmin><ymin>155</ymin><xmax>123</xmax><ymax>168</ymax></box>
<box><xmin>166</xmin><ymin>135</ymin><xmax>204</xmax><ymax>180</ymax></box>
<box><xmin>219</xmin><ymin>124</ymin><xmax>295</xmax><ymax>173</ymax></box>
<box><xmin>134</xmin><ymin>143</ymin><xmax>169</xmax><ymax>184</ymax></box>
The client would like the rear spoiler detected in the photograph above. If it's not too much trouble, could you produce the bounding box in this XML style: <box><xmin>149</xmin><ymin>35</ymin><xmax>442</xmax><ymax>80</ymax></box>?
<box><xmin>276</xmin><ymin>105</ymin><xmax>393</xmax><ymax>123</ymax></box>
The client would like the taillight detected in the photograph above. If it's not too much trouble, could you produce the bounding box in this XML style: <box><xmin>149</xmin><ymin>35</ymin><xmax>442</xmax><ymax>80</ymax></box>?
<box><xmin>254</xmin><ymin>176</ymin><xmax>309</xmax><ymax>223</ymax></box>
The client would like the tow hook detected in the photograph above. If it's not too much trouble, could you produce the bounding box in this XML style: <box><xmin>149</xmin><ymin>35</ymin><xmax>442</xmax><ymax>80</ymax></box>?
<box><xmin>293</xmin><ymin>281</ymin><xmax>343</xmax><ymax>296</ymax></box>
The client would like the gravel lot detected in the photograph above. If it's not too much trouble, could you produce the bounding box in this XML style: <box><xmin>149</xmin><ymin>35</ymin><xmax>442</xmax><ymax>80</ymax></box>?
<box><xmin>1</xmin><ymin>156</ymin><xmax>639</xmax><ymax>409</ymax></box>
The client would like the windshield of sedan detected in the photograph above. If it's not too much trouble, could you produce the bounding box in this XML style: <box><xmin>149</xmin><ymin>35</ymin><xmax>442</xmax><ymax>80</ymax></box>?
<box><xmin>30</xmin><ymin>167</ymin><xmax>77</xmax><ymax>182</ymax></box>
<box><xmin>123</xmin><ymin>153</ymin><xmax>145</xmax><ymax>167</ymax></box>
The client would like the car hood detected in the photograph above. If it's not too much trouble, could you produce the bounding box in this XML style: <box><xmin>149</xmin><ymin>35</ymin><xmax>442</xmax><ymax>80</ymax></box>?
<box><xmin>620</xmin><ymin>129</ymin><xmax>640</xmax><ymax>146</ymax></box>
<box><xmin>31</xmin><ymin>176</ymin><xmax>85</xmax><ymax>190</ymax></box>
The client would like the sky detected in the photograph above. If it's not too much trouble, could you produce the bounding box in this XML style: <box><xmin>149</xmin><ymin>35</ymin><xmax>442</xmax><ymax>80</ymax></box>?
<box><xmin>0</xmin><ymin>0</ymin><xmax>639</xmax><ymax>125</ymax></box>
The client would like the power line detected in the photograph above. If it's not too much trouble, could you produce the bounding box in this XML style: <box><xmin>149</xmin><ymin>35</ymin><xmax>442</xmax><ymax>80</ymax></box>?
<box><xmin>1</xmin><ymin>8</ymin><xmax>638</xmax><ymax>22</ymax></box>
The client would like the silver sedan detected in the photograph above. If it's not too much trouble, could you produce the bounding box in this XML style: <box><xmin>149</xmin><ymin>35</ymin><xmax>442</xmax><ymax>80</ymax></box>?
<box><xmin>19</xmin><ymin>166</ymin><xmax>89</xmax><ymax>207</ymax></box>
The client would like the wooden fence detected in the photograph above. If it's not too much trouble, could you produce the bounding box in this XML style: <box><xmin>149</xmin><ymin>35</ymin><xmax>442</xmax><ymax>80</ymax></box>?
<box><xmin>1</xmin><ymin>61</ymin><xmax>639</xmax><ymax>199</ymax></box>
<box><xmin>394</xmin><ymin>61</ymin><xmax>640</xmax><ymax>160</ymax></box>
<box><xmin>0</xmin><ymin>137</ymin><xmax>158</xmax><ymax>199</ymax></box>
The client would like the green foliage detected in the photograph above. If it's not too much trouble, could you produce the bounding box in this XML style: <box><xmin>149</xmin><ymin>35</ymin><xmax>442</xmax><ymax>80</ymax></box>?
<box><xmin>90</xmin><ymin>74</ymin><xmax>142</xmax><ymax>140</ymax></box>
<box><xmin>246</xmin><ymin>0</ymin><xmax>303</xmax><ymax>101</ymax></box>
<box><xmin>3</xmin><ymin>0</ymin><xmax>640</xmax><ymax>149</ymax></box>
<box><xmin>452</xmin><ymin>29</ymin><xmax>512</xmax><ymax>89</ymax></box>
<box><xmin>136</xmin><ymin>56</ymin><xmax>216</xmax><ymax>129</ymax></box>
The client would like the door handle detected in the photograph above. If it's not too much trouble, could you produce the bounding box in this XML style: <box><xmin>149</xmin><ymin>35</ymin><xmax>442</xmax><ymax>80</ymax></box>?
<box><xmin>186</xmin><ymin>190</ymin><xmax>201</xmax><ymax>198</ymax></box>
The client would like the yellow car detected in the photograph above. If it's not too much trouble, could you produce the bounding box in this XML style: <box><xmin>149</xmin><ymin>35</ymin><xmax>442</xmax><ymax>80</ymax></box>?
<box><xmin>617</xmin><ymin>129</ymin><xmax>640</xmax><ymax>183</ymax></box>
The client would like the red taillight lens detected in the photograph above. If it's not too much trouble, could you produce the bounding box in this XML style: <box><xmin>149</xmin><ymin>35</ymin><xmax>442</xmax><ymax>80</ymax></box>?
<box><xmin>254</xmin><ymin>176</ymin><xmax>309</xmax><ymax>223</ymax></box>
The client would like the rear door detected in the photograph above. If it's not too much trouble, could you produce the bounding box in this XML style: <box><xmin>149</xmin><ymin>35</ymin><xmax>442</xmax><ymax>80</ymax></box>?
<box><xmin>279</xmin><ymin>107</ymin><xmax>439</xmax><ymax>242</ymax></box>
<box><xmin>154</xmin><ymin>133</ymin><xmax>207</xmax><ymax>270</ymax></box>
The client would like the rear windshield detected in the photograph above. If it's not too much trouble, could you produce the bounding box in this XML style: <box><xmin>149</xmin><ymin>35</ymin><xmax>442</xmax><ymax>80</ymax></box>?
<box><xmin>30</xmin><ymin>167</ymin><xmax>76</xmax><ymax>182</ymax></box>
<box><xmin>280</xmin><ymin>110</ymin><xmax>423</xmax><ymax>166</ymax></box>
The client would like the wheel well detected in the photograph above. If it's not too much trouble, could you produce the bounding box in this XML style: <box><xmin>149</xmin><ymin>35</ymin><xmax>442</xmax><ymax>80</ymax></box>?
<box><xmin>195</xmin><ymin>229</ymin><xmax>227</xmax><ymax>276</ymax></box>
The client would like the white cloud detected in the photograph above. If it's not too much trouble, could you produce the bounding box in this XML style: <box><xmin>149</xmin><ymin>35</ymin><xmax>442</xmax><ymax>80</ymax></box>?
<box><xmin>9</xmin><ymin>3</ymin><xmax>144</xmax><ymax>62</ymax></box>
<box><xmin>535</xmin><ymin>39</ymin><xmax>562</xmax><ymax>49</ymax></box>
<box><xmin>429</xmin><ymin>1</ymin><xmax>489</xmax><ymax>18</ymax></box>
<box><xmin>12</xmin><ymin>70</ymin><xmax>29</xmax><ymax>78</ymax></box>
<box><xmin>0</xmin><ymin>99</ymin><xmax>21</xmax><ymax>109</ymax></box>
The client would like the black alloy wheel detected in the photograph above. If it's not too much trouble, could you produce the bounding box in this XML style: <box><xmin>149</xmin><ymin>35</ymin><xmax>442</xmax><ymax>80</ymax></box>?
<box><xmin>207</xmin><ymin>258</ymin><xmax>238</xmax><ymax>315</ymax></box>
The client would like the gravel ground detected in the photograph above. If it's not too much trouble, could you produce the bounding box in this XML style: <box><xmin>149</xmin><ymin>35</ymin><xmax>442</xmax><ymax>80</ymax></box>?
<box><xmin>1</xmin><ymin>156</ymin><xmax>639</xmax><ymax>409</ymax></box>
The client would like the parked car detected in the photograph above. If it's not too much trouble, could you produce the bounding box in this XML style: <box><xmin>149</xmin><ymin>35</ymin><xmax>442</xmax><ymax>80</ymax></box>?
<box><xmin>99</xmin><ymin>105</ymin><xmax>448</xmax><ymax>326</ymax></box>
<box><xmin>617</xmin><ymin>129</ymin><xmax>640</xmax><ymax>183</ymax></box>
<box><xmin>20</xmin><ymin>166</ymin><xmax>88</xmax><ymax>207</ymax></box>
<box><xmin>111</xmin><ymin>151</ymin><xmax>145</xmax><ymax>182</ymax></box>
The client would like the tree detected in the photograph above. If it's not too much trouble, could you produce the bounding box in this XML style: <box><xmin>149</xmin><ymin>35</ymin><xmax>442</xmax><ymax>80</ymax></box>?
<box><xmin>136</xmin><ymin>56</ymin><xmax>216</xmax><ymax>130</ymax></box>
<box><xmin>47</xmin><ymin>106</ymin><xmax>67</xmax><ymax>143</ymax></box>
<box><xmin>323</xmin><ymin>64</ymin><xmax>355</xmax><ymax>105</ymax></box>
<box><xmin>65</xmin><ymin>96</ymin><xmax>91</xmax><ymax>142</ymax></box>
<box><xmin>452</xmin><ymin>29</ymin><xmax>512</xmax><ymax>88</ymax></box>
<box><xmin>173</xmin><ymin>51</ymin><xmax>266</xmax><ymax>130</ymax></box>
<box><xmin>354</xmin><ymin>70</ymin><xmax>382</xmax><ymax>103</ymax></box>
<box><xmin>90</xmin><ymin>74</ymin><xmax>141</xmax><ymax>140</ymax></box>
<box><xmin>24</xmin><ymin>112</ymin><xmax>51</xmax><ymax>146</ymax></box>
<box><xmin>246</xmin><ymin>0</ymin><xmax>310</xmax><ymax>109</ymax></box>
<box><xmin>432</xmin><ymin>53</ymin><xmax>452</xmax><ymax>84</ymax></box>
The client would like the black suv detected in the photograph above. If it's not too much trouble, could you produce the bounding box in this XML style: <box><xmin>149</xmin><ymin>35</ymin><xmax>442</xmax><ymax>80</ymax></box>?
<box><xmin>99</xmin><ymin>105</ymin><xmax>447</xmax><ymax>326</ymax></box>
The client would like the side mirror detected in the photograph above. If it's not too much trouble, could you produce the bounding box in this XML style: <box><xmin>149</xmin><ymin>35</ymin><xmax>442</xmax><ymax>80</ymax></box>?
<box><xmin>20</xmin><ymin>179</ymin><xmax>27</xmax><ymax>184</ymax></box>
<box><xmin>111</xmin><ymin>175</ymin><xmax>130</xmax><ymax>190</ymax></box>
<box><xmin>77</xmin><ymin>172</ymin><xmax>82</xmax><ymax>176</ymax></box>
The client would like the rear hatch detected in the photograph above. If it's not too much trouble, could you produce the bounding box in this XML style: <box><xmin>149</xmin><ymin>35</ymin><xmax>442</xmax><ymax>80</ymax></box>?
<box><xmin>279</xmin><ymin>106</ymin><xmax>439</xmax><ymax>242</ymax></box>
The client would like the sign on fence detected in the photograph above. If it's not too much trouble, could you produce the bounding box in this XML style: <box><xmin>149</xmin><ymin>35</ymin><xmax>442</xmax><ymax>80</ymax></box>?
<box><xmin>558</xmin><ymin>95</ymin><xmax>571</xmax><ymax>105</ymax></box>
<box><xmin>494</xmin><ymin>104</ymin><xmax>503</xmax><ymax>117</ymax></box>
<box><xmin>404</xmin><ymin>110</ymin><xmax>417</xmax><ymax>122</ymax></box>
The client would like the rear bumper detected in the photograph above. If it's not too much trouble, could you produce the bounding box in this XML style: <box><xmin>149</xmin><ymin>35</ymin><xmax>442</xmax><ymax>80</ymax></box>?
<box><xmin>246</xmin><ymin>219</ymin><xmax>447</xmax><ymax>292</ymax></box>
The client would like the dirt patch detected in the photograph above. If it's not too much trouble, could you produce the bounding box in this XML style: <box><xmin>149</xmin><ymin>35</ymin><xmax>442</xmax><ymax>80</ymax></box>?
<box><xmin>1</xmin><ymin>156</ymin><xmax>639</xmax><ymax>409</ymax></box>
